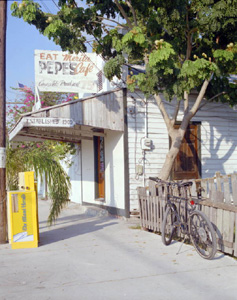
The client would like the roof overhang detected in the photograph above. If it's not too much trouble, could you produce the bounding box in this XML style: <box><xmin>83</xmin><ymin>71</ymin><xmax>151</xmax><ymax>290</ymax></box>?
<box><xmin>9</xmin><ymin>88</ymin><xmax>126</xmax><ymax>143</ymax></box>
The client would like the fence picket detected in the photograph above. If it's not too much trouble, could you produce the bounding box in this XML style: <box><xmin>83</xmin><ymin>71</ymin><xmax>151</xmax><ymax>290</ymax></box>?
<box><xmin>155</xmin><ymin>196</ymin><xmax>159</xmax><ymax>232</ymax></box>
<box><xmin>151</xmin><ymin>197</ymin><xmax>155</xmax><ymax>231</ymax></box>
<box><xmin>149</xmin><ymin>180</ymin><xmax>157</xmax><ymax>196</ymax></box>
<box><xmin>231</xmin><ymin>174</ymin><xmax>237</xmax><ymax>205</ymax></box>
<box><xmin>191</xmin><ymin>180</ymin><xmax>197</xmax><ymax>197</ymax></box>
<box><xmin>223</xmin><ymin>175</ymin><xmax>231</xmax><ymax>204</ymax></box>
<box><xmin>208</xmin><ymin>178</ymin><xmax>216</xmax><ymax>201</ymax></box>
<box><xmin>201</xmin><ymin>179</ymin><xmax>208</xmax><ymax>198</ymax></box>
<box><xmin>216</xmin><ymin>171</ymin><xmax>222</xmax><ymax>192</ymax></box>
<box><xmin>209</xmin><ymin>207</ymin><xmax>217</xmax><ymax>236</ymax></box>
<box><xmin>222</xmin><ymin>210</ymin><xmax>234</xmax><ymax>255</ymax></box>
<box><xmin>234</xmin><ymin>213</ymin><xmax>237</xmax><ymax>257</ymax></box>
<box><xmin>216</xmin><ymin>208</ymin><xmax>224</xmax><ymax>252</ymax></box>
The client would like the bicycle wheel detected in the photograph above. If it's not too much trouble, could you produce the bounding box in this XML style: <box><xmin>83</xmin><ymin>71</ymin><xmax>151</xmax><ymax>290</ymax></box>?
<box><xmin>162</xmin><ymin>205</ymin><xmax>178</xmax><ymax>246</ymax></box>
<box><xmin>189</xmin><ymin>210</ymin><xmax>217</xmax><ymax>259</ymax></box>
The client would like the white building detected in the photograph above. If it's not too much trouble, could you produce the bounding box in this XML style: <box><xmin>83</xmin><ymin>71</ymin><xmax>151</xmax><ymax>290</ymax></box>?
<box><xmin>9</xmin><ymin>86</ymin><xmax>237</xmax><ymax>217</ymax></box>
<box><xmin>9</xmin><ymin>50</ymin><xmax>237</xmax><ymax>216</ymax></box>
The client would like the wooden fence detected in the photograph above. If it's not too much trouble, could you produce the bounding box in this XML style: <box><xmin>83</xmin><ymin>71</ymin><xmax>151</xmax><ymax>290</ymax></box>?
<box><xmin>137</xmin><ymin>172</ymin><xmax>237</xmax><ymax>257</ymax></box>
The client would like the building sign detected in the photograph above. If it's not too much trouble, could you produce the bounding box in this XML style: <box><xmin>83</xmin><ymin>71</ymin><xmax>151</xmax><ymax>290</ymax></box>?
<box><xmin>9</xmin><ymin>117</ymin><xmax>76</xmax><ymax>142</ymax></box>
<box><xmin>24</xmin><ymin>117</ymin><xmax>76</xmax><ymax>127</ymax></box>
<box><xmin>35</xmin><ymin>50</ymin><xmax>104</xmax><ymax>93</ymax></box>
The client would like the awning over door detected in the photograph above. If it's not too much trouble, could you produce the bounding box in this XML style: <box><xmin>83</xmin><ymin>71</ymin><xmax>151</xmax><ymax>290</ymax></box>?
<box><xmin>9</xmin><ymin>88</ymin><xmax>126</xmax><ymax>143</ymax></box>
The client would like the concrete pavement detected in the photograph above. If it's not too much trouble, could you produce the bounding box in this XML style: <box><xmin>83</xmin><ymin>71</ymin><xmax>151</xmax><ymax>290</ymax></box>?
<box><xmin>1</xmin><ymin>199</ymin><xmax>237</xmax><ymax>300</ymax></box>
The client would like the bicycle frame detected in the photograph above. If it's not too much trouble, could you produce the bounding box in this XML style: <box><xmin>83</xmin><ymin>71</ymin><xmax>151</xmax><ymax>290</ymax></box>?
<box><xmin>153</xmin><ymin>177</ymin><xmax>196</xmax><ymax>236</ymax></box>
<box><xmin>149</xmin><ymin>177</ymin><xmax>217</xmax><ymax>259</ymax></box>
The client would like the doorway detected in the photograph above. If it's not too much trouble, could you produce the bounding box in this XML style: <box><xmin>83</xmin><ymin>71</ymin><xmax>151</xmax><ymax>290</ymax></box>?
<box><xmin>171</xmin><ymin>123</ymin><xmax>201</xmax><ymax>180</ymax></box>
<box><xmin>94</xmin><ymin>136</ymin><xmax>105</xmax><ymax>199</ymax></box>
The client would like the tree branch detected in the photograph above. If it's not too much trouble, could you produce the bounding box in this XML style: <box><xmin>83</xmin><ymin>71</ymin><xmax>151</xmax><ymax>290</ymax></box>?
<box><xmin>154</xmin><ymin>94</ymin><xmax>171</xmax><ymax>130</ymax></box>
<box><xmin>171</xmin><ymin>100</ymin><xmax>180</xmax><ymax>126</ymax></box>
<box><xmin>189</xmin><ymin>77</ymin><xmax>212</xmax><ymax>118</ymax></box>
<box><xmin>178</xmin><ymin>77</ymin><xmax>211</xmax><ymax>136</ymax></box>
<box><xmin>185</xmin><ymin>11</ymin><xmax>192</xmax><ymax>60</ymax></box>
<box><xmin>114</xmin><ymin>0</ymin><xmax>133</xmax><ymax>29</ymax></box>
<box><xmin>184</xmin><ymin>91</ymin><xmax>189</xmax><ymax>113</ymax></box>
<box><xmin>144</xmin><ymin>53</ymin><xmax>149</xmax><ymax>66</ymax></box>
<box><xmin>125</xmin><ymin>0</ymin><xmax>137</xmax><ymax>26</ymax></box>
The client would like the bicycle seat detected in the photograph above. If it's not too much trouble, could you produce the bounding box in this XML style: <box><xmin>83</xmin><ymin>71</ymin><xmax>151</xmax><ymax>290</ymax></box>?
<box><xmin>149</xmin><ymin>177</ymin><xmax>161</xmax><ymax>182</ymax></box>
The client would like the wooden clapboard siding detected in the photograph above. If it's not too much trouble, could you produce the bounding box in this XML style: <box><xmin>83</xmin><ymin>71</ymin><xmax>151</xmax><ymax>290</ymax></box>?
<box><xmin>127</xmin><ymin>91</ymin><xmax>169</xmax><ymax>211</ymax></box>
<box><xmin>127</xmin><ymin>89</ymin><xmax>237</xmax><ymax>212</ymax></box>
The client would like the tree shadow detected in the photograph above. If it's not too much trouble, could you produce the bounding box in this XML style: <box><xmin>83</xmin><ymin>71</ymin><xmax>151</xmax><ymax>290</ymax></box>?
<box><xmin>202</xmin><ymin>122</ymin><xmax>237</xmax><ymax>177</ymax></box>
<box><xmin>38</xmin><ymin>213</ymin><xmax>92</xmax><ymax>229</ymax></box>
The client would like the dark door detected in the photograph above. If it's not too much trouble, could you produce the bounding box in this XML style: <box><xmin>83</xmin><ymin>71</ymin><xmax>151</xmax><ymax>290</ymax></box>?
<box><xmin>94</xmin><ymin>136</ymin><xmax>105</xmax><ymax>199</ymax></box>
<box><xmin>171</xmin><ymin>124</ymin><xmax>200</xmax><ymax>180</ymax></box>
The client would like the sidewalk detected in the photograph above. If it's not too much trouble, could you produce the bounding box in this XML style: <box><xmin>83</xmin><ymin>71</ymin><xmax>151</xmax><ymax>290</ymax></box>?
<box><xmin>1</xmin><ymin>199</ymin><xmax>237</xmax><ymax>300</ymax></box>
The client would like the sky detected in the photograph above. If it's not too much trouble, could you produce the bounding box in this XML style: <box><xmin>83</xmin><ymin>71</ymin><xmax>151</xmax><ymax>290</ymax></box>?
<box><xmin>6</xmin><ymin>0</ymin><xmax>119</xmax><ymax>104</ymax></box>
<box><xmin>6</xmin><ymin>0</ymin><xmax>65</xmax><ymax>103</ymax></box>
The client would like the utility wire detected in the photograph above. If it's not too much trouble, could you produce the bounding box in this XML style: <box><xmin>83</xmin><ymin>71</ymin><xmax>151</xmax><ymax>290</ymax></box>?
<box><xmin>39</xmin><ymin>0</ymin><xmax>52</xmax><ymax>14</ymax></box>
<box><xmin>52</xmin><ymin>0</ymin><xmax>60</xmax><ymax>10</ymax></box>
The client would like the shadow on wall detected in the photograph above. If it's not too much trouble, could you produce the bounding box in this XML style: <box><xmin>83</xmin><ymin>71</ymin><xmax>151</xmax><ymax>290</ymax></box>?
<box><xmin>201</xmin><ymin>121</ymin><xmax>237</xmax><ymax>177</ymax></box>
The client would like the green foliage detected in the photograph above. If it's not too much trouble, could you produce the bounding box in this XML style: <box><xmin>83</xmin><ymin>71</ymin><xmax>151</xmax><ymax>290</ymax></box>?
<box><xmin>6</xmin><ymin>142</ymin><xmax>72</xmax><ymax>225</ymax></box>
<box><xmin>7</xmin><ymin>87</ymin><xmax>76</xmax><ymax>224</ymax></box>
<box><xmin>11</xmin><ymin>0</ymin><xmax>237</xmax><ymax>103</ymax></box>
<box><xmin>179</xmin><ymin>59</ymin><xmax>218</xmax><ymax>93</ymax></box>
<box><xmin>103</xmin><ymin>55</ymin><xmax>125</xmax><ymax>80</ymax></box>
<box><xmin>213</xmin><ymin>49</ymin><xmax>236</xmax><ymax>74</ymax></box>
<box><xmin>149</xmin><ymin>42</ymin><xmax>175</xmax><ymax>67</ymax></box>
<box><xmin>122</xmin><ymin>27</ymin><xmax>146</xmax><ymax>46</ymax></box>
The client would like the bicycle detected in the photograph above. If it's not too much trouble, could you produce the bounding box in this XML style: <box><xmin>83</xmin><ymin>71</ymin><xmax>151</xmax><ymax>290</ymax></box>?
<box><xmin>149</xmin><ymin>177</ymin><xmax>217</xmax><ymax>260</ymax></box>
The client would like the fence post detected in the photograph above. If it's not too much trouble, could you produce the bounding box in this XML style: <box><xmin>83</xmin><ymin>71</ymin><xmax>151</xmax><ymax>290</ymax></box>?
<box><xmin>231</xmin><ymin>174</ymin><xmax>237</xmax><ymax>205</ymax></box>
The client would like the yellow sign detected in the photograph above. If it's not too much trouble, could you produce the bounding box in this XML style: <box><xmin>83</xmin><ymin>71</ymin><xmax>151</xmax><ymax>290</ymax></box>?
<box><xmin>8</xmin><ymin>171</ymin><xmax>39</xmax><ymax>249</ymax></box>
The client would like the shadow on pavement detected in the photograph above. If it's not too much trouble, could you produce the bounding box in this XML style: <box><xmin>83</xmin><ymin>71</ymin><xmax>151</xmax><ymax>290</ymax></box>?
<box><xmin>39</xmin><ymin>216</ymin><xmax>118</xmax><ymax>246</ymax></box>
<box><xmin>39</xmin><ymin>213</ymin><xmax>92</xmax><ymax>229</ymax></box>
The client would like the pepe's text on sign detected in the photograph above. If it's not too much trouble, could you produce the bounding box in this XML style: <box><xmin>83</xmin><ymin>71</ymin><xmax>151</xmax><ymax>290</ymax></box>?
<box><xmin>39</xmin><ymin>52</ymin><xmax>94</xmax><ymax>76</ymax></box>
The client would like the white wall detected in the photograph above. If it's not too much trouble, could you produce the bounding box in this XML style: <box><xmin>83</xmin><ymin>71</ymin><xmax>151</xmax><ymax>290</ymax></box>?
<box><xmin>81</xmin><ymin>139</ymin><xmax>95</xmax><ymax>203</ymax></box>
<box><xmin>176</xmin><ymin>98</ymin><xmax>237</xmax><ymax>178</ymax></box>
<box><xmin>127</xmin><ymin>91</ymin><xmax>237</xmax><ymax>211</ymax></box>
<box><xmin>61</xmin><ymin>144</ymin><xmax>82</xmax><ymax>204</ymax></box>
<box><xmin>127</xmin><ymin>91</ymin><xmax>169</xmax><ymax>211</ymax></box>
<box><xmin>80</xmin><ymin>131</ymin><xmax>126</xmax><ymax>211</ymax></box>
<box><xmin>194</xmin><ymin>104</ymin><xmax>237</xmax><ymax>178</ymax></box>
<box><xmin>104</xmin><ymin>130</ymin><xmax>125</xmax><ymax>210</ymax></box>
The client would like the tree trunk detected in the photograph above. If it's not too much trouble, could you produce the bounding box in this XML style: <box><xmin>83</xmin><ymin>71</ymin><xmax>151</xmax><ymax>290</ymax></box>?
<box><xmin>158</xmin><ymin>126</ymin><xmax>188</xmax><ymax>181</ymax></box>
<box><xmin>155</xmin><ymin>78</ymin><xmax>211</xmax><ymax>181</ymax></box>
<box><xmin>0</xmin><ymin>0</ymin><xmax>7</xmax><ymax>244</ymax></box>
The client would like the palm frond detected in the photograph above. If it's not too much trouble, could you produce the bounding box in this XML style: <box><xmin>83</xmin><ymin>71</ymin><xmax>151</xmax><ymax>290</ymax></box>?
<box><xmin>6</xmin><ymin>142</ymin><xmax>72</xmax><ymax>225</ymax></box>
